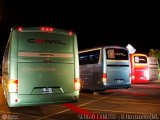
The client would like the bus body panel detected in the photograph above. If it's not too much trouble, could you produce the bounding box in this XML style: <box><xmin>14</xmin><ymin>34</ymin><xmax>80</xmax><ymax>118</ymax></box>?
<box><xmin>104</xmin><ymin>47</ymin><xmax>131</xmax><ymax>89</ymax></box>
<box><xmin>130</xmin><ymin>54</ymin><xmax>149</xmax><ymax>83</ymax></box>
<box><xmin>80</xmin><ymin>64</ymin><xmax>102</xmax><ymax>91</ymax></box>
<box><xmin>8</xmin><ymin>91</ymin><xmax>79</xmax><ymax>107</ymax></box>
<box><xmin>133</xmin><ymin>64</ymin><xmax>149</xmax><ymax>83</ymax></box>
<box><xmin>2</xmin><ymin>26</ymin><xmax>80</xmax><ymax>107</ymax></box>
<box><xmin>79</xmin><ymin>46</ymin><xmax>131</xmax><ymax>91</ymax></box>
<box><xmin>18</xmin><ymin>63</ymin><xmax>74</xmax><ymax>94</ymax></box>
<box><xmin>106</xmin><ymin>62</ymin><xmax>131</xmax><ymax>85</ymax></box>
<box><xmin>148</xmin><ymin>57</ymin><xmax>159</xmax><ymax>81</ymax></box>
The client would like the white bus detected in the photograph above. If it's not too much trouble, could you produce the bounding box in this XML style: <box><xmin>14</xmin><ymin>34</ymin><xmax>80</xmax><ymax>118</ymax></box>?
<box><xmin>79</xmin><ymin>46</ymin><xmax>131</xmax><ymax>91</ymax></box>
<box><xmin>148</xmin><ymin>56</ymin><xmax>159</xmax><ymax>81</ymax></box>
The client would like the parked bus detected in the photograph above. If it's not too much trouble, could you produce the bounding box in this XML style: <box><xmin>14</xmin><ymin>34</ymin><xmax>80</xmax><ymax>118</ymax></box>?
<box><xmin>130</xmin><ymin>53</ymin><xmax>149</xmax><ymax>83</ymax></box>
<box><xmin>79</xmin><ymin>46</ymin><xmax>131</xmax><ymax>91</ymax></box>
<box><xmin>2</xmin><ymin>26</ymin><xmax>80</xmax><ymax>107</ymax></box>
<box><xmin>148</xmin><ymin>56</ymin><xmax>159</xmax><ymax>81</ymax></box>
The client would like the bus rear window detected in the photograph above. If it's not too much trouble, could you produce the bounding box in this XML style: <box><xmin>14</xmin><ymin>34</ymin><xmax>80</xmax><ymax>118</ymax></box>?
<box><xmin>134</xmin><ymin>56</ymin><xmax>147</xmax><ymax>63</ymax></box>
<box><xmin>106</xmin><ymin>48</ymin><xmax>128</xmax><ymax>60</ymax></box>
<box><xmin>18</xmin><ymin>32</ymin><xmax>73</xmax><ymax>53</ymax></box>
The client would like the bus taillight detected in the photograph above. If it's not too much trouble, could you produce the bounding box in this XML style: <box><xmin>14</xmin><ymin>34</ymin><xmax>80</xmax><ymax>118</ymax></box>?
<box><xmin>68</xmin><ymin>31</ymin><xmax>73</xmax><ymax>36</ymax></box>
<box><xmin>131</xmin><ymin>76</ymin><xmax>135</xmax><ymax>80</ymax></box>
<box><xmin>8</xmin><ymin>80</ymin><xmax>18</xmax><ymax>93</ymax></box>
<box><xmin>74</xmin><ymin>78</ymin><xmax>81</xmax><ymax>91</ymax></box>
<box><xmin>41</xmin><ymin>27</ymin><xmax>54</xmax><ymax>32</ymax></box>
<box><xmin>129</xmin><ymin>73</ymin><xmax>132</xmax><ymax>77</ymax></box>
<box><xmin>17</xmin><ymin>27</ymin><xmax>23</xmax><ymax>32</ymax></box>
<box><xmin>102</xmin><ymin>73</ymin><xmax>107</xmax><ymax>84</ymax></box>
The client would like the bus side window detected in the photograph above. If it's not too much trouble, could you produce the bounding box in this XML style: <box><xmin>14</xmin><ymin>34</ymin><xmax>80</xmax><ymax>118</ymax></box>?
<box><xmin>79</xmin><ymin>50</ymin><xmax>100</xmax><ymax>65</ymax></box>
<box><xmin>89</xmin><ymin>54</ymin><xmax>99</xmax><ymax>64</ymax></box>
<box><xmin>79</xmin><ymin>56</ymin><xmax>88</xmax><ymax>65</ymax></box>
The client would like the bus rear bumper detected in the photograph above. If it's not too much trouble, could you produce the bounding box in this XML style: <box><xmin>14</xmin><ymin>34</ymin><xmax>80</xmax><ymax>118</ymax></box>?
<box><xmin>7</xmin><ymin>91</ymin><xmax>79</xmax><ymax>107</ymax></box>
<box><xmin>104</xmin><ymin>84</ymin><xmax>131</xmax><ymax>89</ymax></box>
<box><xmin>131</xmin><ymin>79</ymin><xmax>149</xmax><ymax>84</ymax></box>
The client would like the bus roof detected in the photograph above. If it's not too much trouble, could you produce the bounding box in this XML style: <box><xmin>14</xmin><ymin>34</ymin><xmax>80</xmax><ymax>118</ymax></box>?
<box><xmin>11</xmin><ymin>26</ymin><xmax>74</xmax><ymax>36</ymax></box>
<box><xmin>131</xmin><ymin>53</ymin><xmax>147</xmax><ymax>57</ymax></box>
<box><xmin>79</xmin><ymin>46</ymin><xmax>127</xmax><ymax>53</ymax></box>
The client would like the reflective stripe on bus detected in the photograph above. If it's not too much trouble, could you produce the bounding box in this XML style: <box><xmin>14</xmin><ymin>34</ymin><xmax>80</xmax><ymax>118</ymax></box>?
<box><xmin>18</xmin><ymin>52</ymin><xmax>73</xmax><ymax>58</ymax></box>
<box><xmin>107</xmin><ymin>60</ymin><xmax>129</xmax><ymax>62</ymax></box>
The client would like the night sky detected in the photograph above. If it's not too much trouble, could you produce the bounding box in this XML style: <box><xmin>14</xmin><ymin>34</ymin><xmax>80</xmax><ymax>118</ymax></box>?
<box><xmin>0</xmin><ymin>1</ymin><xmax>160</xmax><ymax>64</ymax></box>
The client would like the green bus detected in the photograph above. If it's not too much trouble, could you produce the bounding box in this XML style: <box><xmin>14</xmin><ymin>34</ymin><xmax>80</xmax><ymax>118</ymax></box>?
<box><xmin>2</xmin><ymin>26</ymin><xmax>80</xmax><ymax>107</ymax></box>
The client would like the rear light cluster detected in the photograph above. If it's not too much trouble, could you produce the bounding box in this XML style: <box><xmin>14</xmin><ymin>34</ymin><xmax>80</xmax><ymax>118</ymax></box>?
<box><xmin>74</xmin><ymin>78</ymin><xmax>81</xmax><ymax>90</ymax></box>
<box><xmin>17</xmin><ymin>27</ymin><xmax>23</xmax><ymax>31</ymax></box>
<box><xmin>131</xmin><ymin>75</ymin><xmax>135</xmax><ymax>80</ymax></box>
<box><xmin>68</xmin><ymin>31</ymin><xmax>73</xmax><ymax>36</ymax></box>
<box><xmin>102</xmin><ymin>73</ymin><xmax>107</xmax><ymax>85</ymax></box>
<box><xmin>130</xmin><ymin>73</ymin><xmax>135</xmax><ymax>80</ymax></box>
<box><xmin>41</xmin><ymin>27</ymin><xmax>54</xmax><ymax>32</ymax></box>
<box><xmin>8</xmin><ymin>80</ymin><xmax>18</xmax><ymax>93</ymax></box>
<box><xmin>17</xmin><ymin>26</ymin><xmax>74</xmax><ymax>36</ymax></box>
<box><xmin>102</xmin><ymin>73</ymin><xmax>107</xmax><ymax>83</ymax></box>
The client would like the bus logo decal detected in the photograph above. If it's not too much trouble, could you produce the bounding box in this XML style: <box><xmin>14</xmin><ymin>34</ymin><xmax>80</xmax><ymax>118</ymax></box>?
<box><xmin>27</xmin><ymin>39</ymin><xmax>66</xmax><ymax>45</ymax></box>
<box><xmin>34</xmin><ymin>39</ymin><xmax>45</xmax><ymax>44</ymax></box>
<box><xmin>114</xmin><ymin>53</ymin><xmax>126</xmax><ymax>56</ymax></box>
<box><xmin>22</xmin><ymin>67</ymin><xmax>56</xmax><ymax>72</ymax></box>
<box><xmin>107</xmin><ymin>49</ymin><xmax>126</xmax><ymax>59</ymax></box>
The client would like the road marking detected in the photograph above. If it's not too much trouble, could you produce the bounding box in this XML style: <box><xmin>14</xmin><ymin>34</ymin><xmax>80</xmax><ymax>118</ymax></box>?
<box><xmin>36</xmin><ymin>93</ymin><xmax>117</xmax><ymax>120</ymax></box>
<box><xmin>50</xmin><ymin>105</ymin><xmax>65</xmax><ymax>108</ymax></box>
<box><xmin>103</xmin><ymin>100</ymin><xmax>160</xmax><ymax>106</ymax></box>
<box><xmin>105</xmin><ymin>90</ymin><xmax>147</xmax><ymax>96</ymax></box>
<box><xmin>78</xmin><ymin>93</ymin><xmax>117</xmax><ymax>107</ymax></box>
<box><xmin>105</xmin><ymin>97</ymin><xmax>160</xmax><ymax>103</ymax></box>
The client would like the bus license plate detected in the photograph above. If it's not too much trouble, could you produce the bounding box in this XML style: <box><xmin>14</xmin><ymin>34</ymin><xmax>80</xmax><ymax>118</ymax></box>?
<box><xmin>41</xmin><ymin>88</ymin><xmax>53</xmax><ymax>94</ymax></box>
<box><xmin>115</xmin><ymin>79</ymin><xmax>124</xmax><ymax>83</ymax></box>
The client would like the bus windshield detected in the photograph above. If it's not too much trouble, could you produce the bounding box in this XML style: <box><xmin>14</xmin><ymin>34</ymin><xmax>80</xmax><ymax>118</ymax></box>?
<box><xmin>106</xmin><ymin>48</ymin><xmax>128</xmax><ymax>60</ymax></box>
